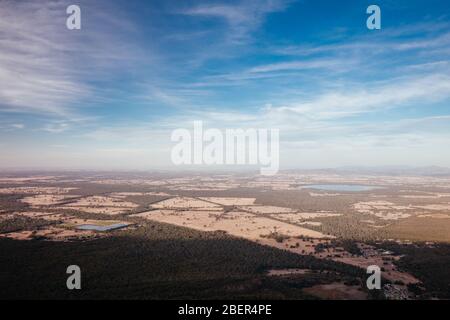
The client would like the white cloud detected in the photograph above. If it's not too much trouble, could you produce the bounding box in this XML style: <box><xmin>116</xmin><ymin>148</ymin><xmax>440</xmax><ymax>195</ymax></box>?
<box><xmin>246</xmin><ymin>58</ymin><xmax>350</xmax><ymax>74</ymax></box>
<box><xmin>181</xmin><ymin>0</ymin><xmax>290</xmax><ymax>43</ymax></box>
<box><xmin>11</xmin><ymin>124</ymin><xmax>25</xmax><ymax>129</ymax></box>
<box><xmin>274</xmin><ymin>74</ymin><xmax>450</xmax><ymax>119</ymax></box>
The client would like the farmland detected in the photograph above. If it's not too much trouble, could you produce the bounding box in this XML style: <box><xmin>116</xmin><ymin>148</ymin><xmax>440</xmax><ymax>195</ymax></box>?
<box><xmin>0</xmin><ymin>170</ymin><xmax>449</xmax><ymax>299</ymax></box>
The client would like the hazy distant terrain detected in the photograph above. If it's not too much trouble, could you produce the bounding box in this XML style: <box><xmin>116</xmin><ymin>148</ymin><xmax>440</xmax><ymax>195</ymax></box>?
<box><xmin>0</xmin><ymin>171</ymin><xmax>449</xmax><ymax>299</ymax></box>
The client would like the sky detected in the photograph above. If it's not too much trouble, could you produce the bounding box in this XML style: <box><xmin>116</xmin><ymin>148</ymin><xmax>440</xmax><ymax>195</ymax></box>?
<box><xmin>0</xmin><ymin>0</ymin><xmax>450</xmax><ymax>170</ymax></box>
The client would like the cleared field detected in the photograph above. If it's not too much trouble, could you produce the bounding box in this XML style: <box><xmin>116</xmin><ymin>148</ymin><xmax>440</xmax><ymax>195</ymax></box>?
<box><xmin>64</xmin><ymin>196</ymin><xmax>138</xmax><ymax>208</ymax></box>
<box><xmin>274</xmin><ymin>212</ymin><xmax>342</xmax><ymax>224</ymax></box>
<box><xmin>110</xmin><ymin>192</ymin><xmax>170</xmax><ymax>198</ymax></box>
<box><xmin>60</xmin><ymin>206</ymin><xmax>131</xmax><ymax>215</ymax></box>
<box><xmin>239</xmin><ymin>205</ymin><xmax>297</xmax><ymax>214</ymax></box>
<box><xmin>15</xmin><ymin>212</ymin><xmax>70</xmax><ymax>221</ymax></box>
<box><xmin>21</xmin><ymin>194</ymin><xmax>79</xmax><ymax>206</ymax></box>
<box><xmin>151</xmin><ymin>197</ymin><xmax>222</xmax><ymax>209</ymax></box>
<box><xmin>384</xmin><ymin>216</ymin><xmax>450</xmax><ymax>242</ymax></box>
<box><xmin>59</xmin><ymin>196</ymin><xmax>139</xmax><ymax>215</ymax></box>
<box><xmin>199</xmin><ymin>197</ymin><xmax>256</xmax><ymax>206</ymax></box>
<box><xmin>353</xmin><ymin>201</ymin><xmax>413</xmax><ymax>220</ymax></box>
<box><xmin>131</xmin><ymin>209</ymin><xmax>329</xmax><ymax>242</ymax></box>
<box><xmin>417</xmin><ymin>213</ymin><xmax>450</xmax><ymax>219</ymax></box>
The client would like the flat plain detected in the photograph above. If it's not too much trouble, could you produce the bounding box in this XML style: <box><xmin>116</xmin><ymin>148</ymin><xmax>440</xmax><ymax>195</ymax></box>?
<box><xmin>0</xmin><ymin>170</ymin><xmax>449</xmax><ymax>300</ymax></box>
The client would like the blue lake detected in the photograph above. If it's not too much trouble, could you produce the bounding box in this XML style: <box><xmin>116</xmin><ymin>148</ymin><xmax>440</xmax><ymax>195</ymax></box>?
<box><xmin>303</xmin><ymin>184</ymin><xmax>382</xmax><ymax>192</ymax></box>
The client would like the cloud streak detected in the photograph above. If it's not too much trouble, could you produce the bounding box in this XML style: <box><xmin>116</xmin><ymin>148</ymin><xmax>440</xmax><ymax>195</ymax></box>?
<box><xmin>181</xmin><ymin>0</ymin><xmax>291</xmax><ymax>43</ymax></box>
<box><xmin>274</xmin><ymin>74</ymin><xmax>450</xmax><ymax>119</ymax></box>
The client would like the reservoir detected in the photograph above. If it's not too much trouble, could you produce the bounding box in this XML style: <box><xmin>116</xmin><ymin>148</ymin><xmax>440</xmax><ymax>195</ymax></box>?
<box><xmin>76</xmin><ymin>223</ymin><xmax>129</xmax><ymax>232</ymax></box>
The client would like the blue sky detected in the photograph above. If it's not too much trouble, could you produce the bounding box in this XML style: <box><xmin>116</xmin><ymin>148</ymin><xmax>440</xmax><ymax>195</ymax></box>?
<box><xmin>1</xmin><ymin>0</ymin><xmax>450</xmax><ymax>169</ymax></box>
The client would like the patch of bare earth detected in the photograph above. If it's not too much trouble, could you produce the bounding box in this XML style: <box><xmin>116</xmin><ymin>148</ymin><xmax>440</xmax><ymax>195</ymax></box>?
<box><xmin>303</xmin><ymin>282</ymin><xmax>367</xmax><ymax>300</ymax></box>
<box><xmin>60</xmin><ymin>196</ymin><xmax>138</xmax><ymax>215</ymax></box>
<box><xmin>21</xmin><ymin>194</ymin><xmax>80</xmax><ymax>206</ymax></box>
<box><xmin>199</xmin><ymin>197</ymin><xmax>256</xmax><ymax>206</ymax></box>
<box><xmin>151</xmin><ymin>197</ymin><xmax>222</xmax><ymax>210</ymax></box>
<box><xmin>273</xmin><ymin>212</ymin><xmax>341</xmax><ymax>224</ymax></box>
<box><xmin>134</xmin><ymin>209</ymin><xmax>328</xmax><ymax>240</ymax></box>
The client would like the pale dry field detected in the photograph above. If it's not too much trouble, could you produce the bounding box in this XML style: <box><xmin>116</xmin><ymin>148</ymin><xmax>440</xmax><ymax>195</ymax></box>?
<box><xmin>59</xmin><ymin>195</ymin><xmax>139</xmax><ymax>215</ymax></box>
<box><xmin>151</xmin><ymin>197</ymin><xmax>222</xmax><ymax>209</ymax></box>
<box><xmin>110</xmin><ymin>191</ymin><xmax>170</xmax><ymax>198</ymax></box>
<box><xmin>353</xmin><ymin>201</ymin><xmax>413</xmax><ymax>220</ymax></box>
<box><xmin>132</xmin><ymin>208</ymin><xmax>329</xmax><ymax>242</ymax></box>
<box><xmin>417</xmin><ymin>213</ymin><xmax>450</xmax><ymax>218</ymax></box>
<box><xmin>15</xmin><ymin>212</ymin><xmax>70</xmax><ymax>221</ymax></box>
<box><xmin>20</xmin><ymin>194</ymin><xmax>80</xmax><ymax>206</ymax></box>
<box><xmin>353</xmin><ymin>199</ymin><xmax>450</xmax><ymax>221</ymax></box>
<box><xmin>239</xmin><ymin>205</ymin><xmax>297</xmax><ymax>214</ymax></box>
<box><xmin>273</xmin><ymin>212</ymin><xmax>342</xmax><ymax>224</ymax></box>
<box><xmin>199</xmin><ymin>197</ymin><xmax>256</xmax><ymax>206</ymax></box>
<box><xmin>59</xmin><ymin>206</ymin><xmax>131</xmax><ymax>215</ymax></box>
<box><xmin>65</xmin><ymin>196</ymin><xmax>138</xmax><ymax>208</ymax></box>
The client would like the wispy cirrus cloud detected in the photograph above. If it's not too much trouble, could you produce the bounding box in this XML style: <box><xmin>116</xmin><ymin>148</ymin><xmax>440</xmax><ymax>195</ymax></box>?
<box><xmin>0</xmin><ymin>1</ymin><xmax>85</xmax><ymax>116</ymax></box>
<box><xmin>272</xmin><ymin>74</ymin><xmax>450</xmax><ymax>120</ymax></box>
<box><xmin>0</xmin><ymin>0</ymin><xmax>144</xmax><ymax>117</ymax></box>
<box><xmin>180</xmin><ymin>0</ymin><xmax>291</xmax><ymax>43</ymax></box>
